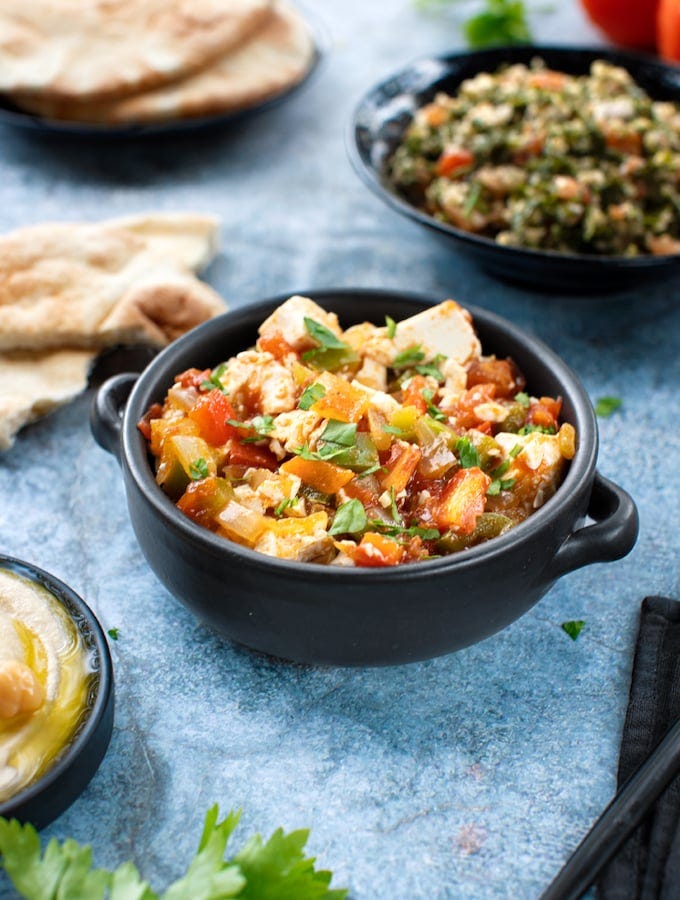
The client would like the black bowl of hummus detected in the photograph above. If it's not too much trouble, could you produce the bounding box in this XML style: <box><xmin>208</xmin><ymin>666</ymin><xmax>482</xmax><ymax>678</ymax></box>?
<box><xmin>349</xmin><ymin>45</ymin><xmax>680</xmax><ymax>292</ymax></box>
<box><xmin>0</xmin><ymin>557</ymin><xmax>114</xmax><ymax>829</ymax></box>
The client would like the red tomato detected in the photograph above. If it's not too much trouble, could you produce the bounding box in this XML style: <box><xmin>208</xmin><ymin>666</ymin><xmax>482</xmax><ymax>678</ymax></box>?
<box><xmin>580</xmin><ymin>0</ymin><xmax>659</xmax><ymax>50</ymax></box>
<box><xmin>188</xmin><ymin>390</ymin><xmax>238</xmax><ymax>445</ymax></box>
<box><xmin>227</xmin><ymin>438</ymin><xmax>279</xmax><ymax>471</ymax></box>
<box><xmin>435</xmin><ymin>148</ymin><xmax>474</xmax><ymax>178</ymax></box>
<box><xmin>658</xmin><ymin>0</ymin><xmax>680</xmax><ymax>60</ymax></box>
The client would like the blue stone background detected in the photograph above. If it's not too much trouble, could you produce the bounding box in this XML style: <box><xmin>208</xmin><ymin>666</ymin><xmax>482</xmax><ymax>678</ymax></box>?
<box><xmin>0</xmin><ymin>2</ymin><xmax>679</xmax><ymax>897</ymax></box>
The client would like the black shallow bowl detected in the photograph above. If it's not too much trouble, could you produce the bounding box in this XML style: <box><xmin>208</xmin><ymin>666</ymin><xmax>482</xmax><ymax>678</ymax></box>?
<box><xmin>91</xmin><ymin>289</ymin><xmax>638</xmax><ymax>666</ymax></box>
<box><xmin>349</xmin><ymin>45</ymin><xmax>680</xmax><ymax>292</ymax></box>
<box><xmin>0</xmin><ymin>10</ymin><xmax>327</xmax><ymax>139</ymax></box>
<box><xmin>0</xmin><ymin>557</ymin><xmax>114</xmax><ymax>828</ymax></box>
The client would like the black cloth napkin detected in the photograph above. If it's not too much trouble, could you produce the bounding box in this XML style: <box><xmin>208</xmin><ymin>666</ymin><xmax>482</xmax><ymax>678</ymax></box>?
<box><xmin>598</xmin><ymin>596</ymin><xmax>680</xmax><ymax>900</ymax></box>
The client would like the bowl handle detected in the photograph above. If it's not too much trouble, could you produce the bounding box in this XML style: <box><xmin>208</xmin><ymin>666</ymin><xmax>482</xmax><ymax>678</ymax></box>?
<box><xmin>90</xmin><ymin>373</ymin><xmax>138</xmax><ymax>463</ymax></box>
<box><xmin>547</xmin><ymin>471</ymin><xmax>639</xmax><ymax>579</ymax></box>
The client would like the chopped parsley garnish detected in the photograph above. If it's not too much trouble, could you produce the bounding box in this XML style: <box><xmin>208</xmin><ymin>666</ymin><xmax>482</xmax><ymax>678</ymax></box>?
<box><xmin>329</xmin><ymin>498</ymin><xmax>368</xmax><ymax>535</ymax></box>
<box><xmin>514</xmin><ymin>391</ymin><xmax>531</xmax><ymax>407</ymax></box>
<box><xmin>422</xmin><ymin>388</ymin><xmax>447</xmax><ymax>421</ymax></box>
<box><xmin>415</xmin><ymin>354</ymin><xmax>447</xmax><ymax>382</ymax></box>
<box><xmin>561</xmin><ymin>620</ymin><xmax>585</xmax><ymax>641</ymax></box>
<box><xmin>298</xmin><ymin>382</ymin><xmax>326</xmax><ymax>410</ymax></box>
<box><xmin>595</xmin><ymin>396</ymin><xmax>622</xmax><ymax>418</ymax></box>
<box><xmin>107</xmin><ymin>627</ymin><xmax>120</xmax><ymax>641</ymax></box>
<box><xmin>274</xmin><ymin>497</ymin><xmax>299</xmax><ymax>517</ymax></box>
<box><xmin>463</xmin><ymin>181</ymin><xmax>482</xmax><ymax>217</ymax></box>
<box><xmin>518</xmin><ymin>424</ymin><xmax>555</xmax><ymax>435</ymax></box>
<box><xmin>456</xmin><ymin>437</ymin><xmax>480</xmax><ymax>468</ymax></box>
<box><xmin>385</xmin><ymin>315</ymin><xmax>397</xmax><ymax>339</ymax></box>
<box><xmin>393</xmin><ymin>344</ymin><xmax>426</xmax><ymax>369</ymax></box>
<box><xmin>189</xmin><ymin>458</ymin><xmax>210</xmax><ymax>480</ymax></box>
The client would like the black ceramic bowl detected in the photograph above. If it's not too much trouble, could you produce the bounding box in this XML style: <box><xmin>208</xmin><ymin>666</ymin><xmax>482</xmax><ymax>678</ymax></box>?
<box><xmin>91</xmin><ymin>289</ymin><xmax>638</xmax><ymax>666</ymax></box>
<box><xmin>349</xmin><ymin>46</ymin><xmax>680</xmax><ymax>292</ymax></box>
<box><xmin>0</xmin><ymin>557</ymin><xmax>114</xmax><ymax>828</ymax></box>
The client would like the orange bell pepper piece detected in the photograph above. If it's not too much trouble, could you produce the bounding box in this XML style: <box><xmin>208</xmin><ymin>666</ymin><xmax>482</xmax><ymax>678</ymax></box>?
<box><xmin>434</xmin><ymin>467</ymin><xmax>491</xmax><ymax>533</ymax></box>
<box><xmin>310</xmin><ymin>373</ymin><xmax>369</xmax><ymax>423</ymax></box>
<box><xmin>353</xmin><ymin>532</ymin><xmax>405</xmax><ymax>567</ymax></box>
<box><xmin>380</xmin><ymin>441</ymin><xmax>422</xmax><ymax>493</ymax></box>
<box><xmin>282</xmin><ymin>456</ymin><xmax>354</xmax><ymax>494</ymax></box>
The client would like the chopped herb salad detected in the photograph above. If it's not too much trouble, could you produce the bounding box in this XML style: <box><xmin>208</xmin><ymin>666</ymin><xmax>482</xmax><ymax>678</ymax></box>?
<box><xmin>389</xmin><ymin>59</ymin><xmax>680</xmax><ymax>256</ymax></box>
<box><xmin>139</xmin><ymin>296</ymin><xmax>576</xmax><ymax>567</ymax></box>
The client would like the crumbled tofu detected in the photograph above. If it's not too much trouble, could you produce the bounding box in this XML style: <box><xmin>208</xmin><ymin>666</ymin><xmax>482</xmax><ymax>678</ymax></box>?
<box><xmin>254</xmin><ymin>530</ymin><xmax>335</xmax><ymax>563</ymax></box>
<box><xmin>257</xmin><ymin>295</ymin><xmax>342</xmax><ymax>352</ymax></box>
<box><xmin>233</xmin><ymin>484</ymin><xmax>266</xmax><ymax>514</ymax></box>
<box><xmin>392</xmin><ymin>300</ymin><xmax>481</xmax><ymax>365</ymax></box>
<box><xmin>354</xmin><ymin>356</ymin><xmax>388</xmax><ymax>392</ymax></box>
<box><xmin>220</xmin><ymin>350</ymin><xmax>296</xmax><ymax>415</ymax></box>
<box><xmin>439</xmin><ymin>358</ymin><xmax>468</xmax><ymax>408</ymax></box>
<box><xmin>344</xmin><ymin>322</ymin><xmax>395</xmax><ymax>366</ymax></box>
<box><xmin>269</xmin><ymin>410</ymin><xmax>321</xmax><ymax>453</ymax></box>
<box><xmin>495</xmin><ymin>431</ymin><xmax>564</xmax><ymax>471</ymax></box>
<box><xmin>251</xmin><ymin>471</ymin><xmax>302</xmax><ymax>511</ymax></box>
<box><xmin>473</xmin><ymin>401</ymin><xmax>509</xmax><ymax>424</ymax></box>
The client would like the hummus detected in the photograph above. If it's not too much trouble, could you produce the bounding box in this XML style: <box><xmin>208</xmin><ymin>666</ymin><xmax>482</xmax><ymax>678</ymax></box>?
<box><xmin>0</xmin><ymin>568</ymin><xmax>91</xmax><ymax>803</ymax></box>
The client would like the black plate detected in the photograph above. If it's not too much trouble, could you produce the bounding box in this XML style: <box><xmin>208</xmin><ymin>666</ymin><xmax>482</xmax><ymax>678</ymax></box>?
<box><xmin>349</xmin><ymin>45</ymin><xmax>680</xmax><ymax>292</ymax></box>
<box><xmin>0</xmin><ymin>11</ymin><xmax>327</xmax><ymax>139</ymax></box>
<box><xmin>0</xmin><ymin>557</ymin><xmax>114</xmax><ymax>829</ymax></box>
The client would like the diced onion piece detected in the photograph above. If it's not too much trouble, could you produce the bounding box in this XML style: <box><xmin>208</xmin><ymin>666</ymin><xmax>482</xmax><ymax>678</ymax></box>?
<box><xmin>367</xmin><ymin>407</ymin><xmax>392</xmax><ymax>451</ymax></box>
<box><xmin>217</xmin><ymin>501</ymin><xmax>268</xmax><ymax>546</ymax></box>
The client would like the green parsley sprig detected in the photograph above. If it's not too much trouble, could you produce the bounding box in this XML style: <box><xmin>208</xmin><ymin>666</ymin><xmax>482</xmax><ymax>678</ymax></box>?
<box><xmin>0</xmin><ymin>807</ymin><xmax>347</xmax><ymax>900</ymax></box>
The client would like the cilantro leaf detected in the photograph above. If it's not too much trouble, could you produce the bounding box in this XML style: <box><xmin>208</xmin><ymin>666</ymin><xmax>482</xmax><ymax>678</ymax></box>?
<box><xmin>385</xmin><ymin>316</ymin><xmax>397</xmax><ymax>339</ymax></box>
<box><xmin>162</xmin><ymin>806</ymin><xmax>244</xmax><ymax>900</ymax></box>
<box><xmin>302</xmin><ymin>320</ymin><xmax>358</xmax><ymax>372</ymax></box>
<box><xmin>189</xmin><ymin>458</ymin><xmax>210</xmax><ymax>481</ymax></box>
<box><xmin>298</xmin><ymin>384</ymin><xmax>326</xmax><ymax>410</ymax></box>
<box><xmin>107</xmin><ymin>627</ymin><xmax>120</xmax><ymax>641</ymax></box>
<box><xmin>393</xmin><ymin>345</ymin><xmax>426</xmax><ymax>369</ymax></box>
<box><xmin>594</xmin><ymin>396</ymin><xmax>622</xmax><ymax>418</ymax></box>
<box><xmin>0</xmin><ymin>807</ymin><xmax>347</xmax><ymax>900</ymax></box>
<box><xmin>234</xmin><ymin>827</ymin><xmax>346</xmax><ymax>900</ymax></box>
<box><xmin>561</xmin><ymin>620</ymin><xmax>585</xmax><ymax>641</ymax></box>
<box><xmin>329</xmin><ymin>499</ymin><xmax>367</xmax><ymax>535</ymax></box>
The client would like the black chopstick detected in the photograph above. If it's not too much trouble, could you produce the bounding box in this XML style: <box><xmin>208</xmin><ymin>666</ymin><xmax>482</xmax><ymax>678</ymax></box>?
<box><xmin>540</xmin><ymin>717</ymin><xmax>680</xmax><ymax>900</ymax></box>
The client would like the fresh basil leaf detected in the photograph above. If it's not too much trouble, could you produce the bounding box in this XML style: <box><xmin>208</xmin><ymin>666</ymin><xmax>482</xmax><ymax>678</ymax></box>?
<box><xmin>319</xmin><ymin>420</ymin><xmax>357</xmax><ymax>447</ymax></box>
<box><xmin>393</xmin><ymin>345</ymin><xmax>426</xmax><ymax>369</ymax></box>
<box><xmin>298</xmin><ymin>383</ymin><xmax>326</xmax><ymax>410</ymax></box>
<box><xmin>329</xmin><ymin>499</ymin><xmax>367</xmax><ymax>536</ymax></box>
<box><xmin>303</xmin><ymin>318</ymin><xmax>348</xmax><ymax>350</ymax></box>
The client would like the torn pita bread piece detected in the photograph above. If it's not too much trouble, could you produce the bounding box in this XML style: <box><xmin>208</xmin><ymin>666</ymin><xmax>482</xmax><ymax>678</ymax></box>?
<box><xmin>0</xmin><ymin>0</ymin><xmax>273</xmax><ymax>103</ymax></box>
<box><xmin>0</xmin><ymin>214</ymin><xmax>226</xmax><ymax>351</ymax></box>
<box><xmin>0</xmin><ymin>348</ymin><xmax>94</xmax><ymax>451</ymax></box>
<box><xmin>11</xmin><ymin>1</ymin><xmax>315</xmax><ymax>124</ymax></box>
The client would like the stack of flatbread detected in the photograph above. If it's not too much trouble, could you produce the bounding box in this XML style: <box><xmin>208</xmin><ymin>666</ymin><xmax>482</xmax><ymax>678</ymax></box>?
<box><xmin>0</xmin><ymin>0</ymin><xmax>315</xmax><ymax>125</ymax></box>
<box><xmin>0</xmin><ymin>213</ymin><xmax>227</xmax><ymax>450</ymax></box>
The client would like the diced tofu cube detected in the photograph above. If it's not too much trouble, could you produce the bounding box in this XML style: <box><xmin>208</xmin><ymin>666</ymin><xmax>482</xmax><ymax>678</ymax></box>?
<box><xmin>258</xmin><ymin>295</ymin><xmax>342</xmax><ymax>352</ymax></box>
<box><xmin>354</xmin><ymin>356</ymin><xmax>388</xmax><ymax>392</ymax></box>
<box><xmin>269</xmin><ymin>410</ymin><xmax>321</xmax><ymax>454</ymax></box>
<box><xmin>220</xmin><ymin>350</ymin><xmax>296</xmax><ymax>416</ymax></box>
<box><xmin>393</xmin><ymin>300</ymin><xmax>481</xmax><ymax>365</ymax></box>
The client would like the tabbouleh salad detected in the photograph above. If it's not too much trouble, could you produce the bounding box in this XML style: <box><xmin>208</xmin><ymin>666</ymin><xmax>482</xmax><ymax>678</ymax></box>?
<box><xmin>389</xmin><ymin>59</ymin><xmax>680</xmax><ymax>257</ymax></box>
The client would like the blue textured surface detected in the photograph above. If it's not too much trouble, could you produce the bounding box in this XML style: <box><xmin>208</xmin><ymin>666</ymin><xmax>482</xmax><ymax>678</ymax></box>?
<box><xmin>0</xmin><ymin>3</ymin><xmax>679</xmax><ymax>898</ymax></box>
